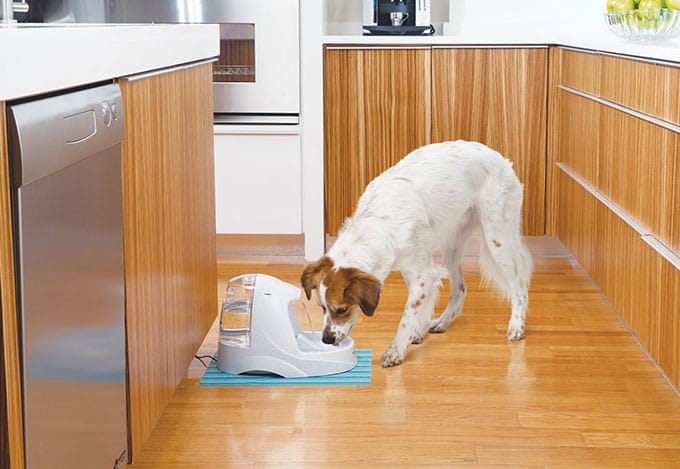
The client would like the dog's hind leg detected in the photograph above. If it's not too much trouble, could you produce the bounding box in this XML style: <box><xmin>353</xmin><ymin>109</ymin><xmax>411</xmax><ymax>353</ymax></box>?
<box><xmin>429</xmin><ymin>244</ymin><xmax>466</xmax><ymax>333</ymax></box>
<box><xmin>478</xmin><ymin>181</ymin><xmax>533</xmax><ymax>341</ymax></box>
<box><xmin>480</xmin><ymin>233</ymin><xmax>532</xmax><ymax>341</ymax></box>
<box><xmin>380</xmin><ymin>265</ymin><xmax>440</xmax><ymax>367</ymax></box>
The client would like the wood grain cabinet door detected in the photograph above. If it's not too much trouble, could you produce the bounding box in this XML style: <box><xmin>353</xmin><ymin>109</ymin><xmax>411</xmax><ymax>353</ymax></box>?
<box><xmin>550</xmin><ymin>47</ymin><xmax>680</xmax><ymax>390</ymax></box>
<box><xmin>119</xmin><ymin>62</ymin><xmax>217</xmax><ymax>462</ymax></box>
<box><xmin>324</xmin><ymin>47</ymin><xmax>431</xmax><ymax>236</ymax></box>
<box><xmin>432</xmin><ymin>47</ymin><xmax>548</xmax><ymax>235</ymax></box>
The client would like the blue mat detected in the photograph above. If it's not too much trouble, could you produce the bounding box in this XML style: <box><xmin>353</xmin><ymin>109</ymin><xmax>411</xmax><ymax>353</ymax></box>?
<box><xmin>199</xmin><ymin>349</ymin><xmax>372</xmax><ymax>387</ymax></box>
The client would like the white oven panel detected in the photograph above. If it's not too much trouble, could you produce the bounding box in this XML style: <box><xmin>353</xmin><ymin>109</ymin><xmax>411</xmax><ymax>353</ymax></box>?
<box><xmin>211</xmin><ymin>0</ymin><xmax>300</xmax><ymax>117</ymax></box>
<box><xmin>214</xmin><ymin>129</ymin><xmax>302</xmax><ymax>234</ymax></box>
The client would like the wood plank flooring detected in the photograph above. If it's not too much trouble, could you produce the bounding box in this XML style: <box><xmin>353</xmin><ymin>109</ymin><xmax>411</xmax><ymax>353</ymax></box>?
<box><xmin>129</xmin><ymin>254</ymin><xmax>680</xmax><ymax>468</ymax></box>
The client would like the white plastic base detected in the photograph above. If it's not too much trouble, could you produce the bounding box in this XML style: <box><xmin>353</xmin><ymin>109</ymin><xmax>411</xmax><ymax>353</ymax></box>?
<box><xmin>218</xmin><ymin>332</ymin><xmax>356</xmax><ymax>378</ymax></box>
<box><xmin>217</xmin><ymin>274</ymin><xmax>357</xmax><ymax>378</ymax></box>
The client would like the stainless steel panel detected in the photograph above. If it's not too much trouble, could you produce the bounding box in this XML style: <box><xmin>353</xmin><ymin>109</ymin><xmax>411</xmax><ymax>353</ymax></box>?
<box><xmin>9</xmin><ymin>83</ymin><xmax>124</xmax><ymax>186</ymax></box>
<box><xmin>9</xmin><ymin>83</ymin><xmax>128</xmax><ymax>468</ymax></box>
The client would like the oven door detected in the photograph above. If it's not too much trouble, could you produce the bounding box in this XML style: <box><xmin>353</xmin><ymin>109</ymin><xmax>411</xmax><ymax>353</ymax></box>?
<box><xmin>210</xmin><ymin>0</ymin><xmax>300</xmax><ymax>122</ymax></box>
<box><xmin>99</xmin><ymin>0</ymin><xmax>300</xmax><ymax>123</ymax></box>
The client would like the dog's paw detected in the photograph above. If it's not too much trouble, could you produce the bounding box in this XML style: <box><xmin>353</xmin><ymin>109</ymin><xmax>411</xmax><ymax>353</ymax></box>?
<box><xmin>429</xmin><ymin>321</ymin><xmax>448</xmax><ymax>334</ymax></box>
<box><xmin>380</xmin><ymin>346</ymin><xmax>405</xmax><ymax>367</ymax></box>
<box><xmin>429</xmin><ymin>310</ymin><xmax>460</xmax><ymax>334</ymax></box>
<box><xmin>506</xmin><ymin>325</ymin><xmax>525</xmax><ymax>341</ymax></box>
<box><xmin>411</xmin><ymin>332</ymin><xmax>427</xmax><ymax>344</ymax></box>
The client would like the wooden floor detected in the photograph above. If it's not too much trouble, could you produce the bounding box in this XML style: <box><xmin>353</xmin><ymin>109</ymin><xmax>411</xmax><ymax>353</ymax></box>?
<box><xmin>130</xmin><ymin>253</ymin><xmax>680</xmax><ymax>468</ymax></box>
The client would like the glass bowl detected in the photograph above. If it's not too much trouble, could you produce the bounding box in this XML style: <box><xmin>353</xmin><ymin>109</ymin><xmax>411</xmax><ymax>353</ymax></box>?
<box><xmin>604</xmin><ymin>8</ymin><xmax>680</xmax><ymax>41</ymax></box>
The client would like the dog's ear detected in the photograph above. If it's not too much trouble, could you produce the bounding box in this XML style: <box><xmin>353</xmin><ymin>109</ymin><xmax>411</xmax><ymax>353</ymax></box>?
<box><xmin>345</xmin><ymin>271</ymin><xmax>381</xmax><ymax>317</ymax></box>
<box><xmin>300</xmin><ymin>256</ymin><xmax>334</xmax><ymax>300</ymax></box>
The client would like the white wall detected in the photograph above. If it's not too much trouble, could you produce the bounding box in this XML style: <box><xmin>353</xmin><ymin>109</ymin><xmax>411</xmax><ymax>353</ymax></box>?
<box><xmin>325</xmin><ymin>0</ymin><xmax>606</xmax><ymax>35</ymax></box>
<box><xmin>325</xmin><ymin>0</ymin><xmax>451</xmax><ymax>33</ymax></box>
<box><xmin>449</xmin><ymin>0</ymin><xmax>604</xmax><ymax>34</ymax></box>
<box><xmin>325</xmin><ymin>0</ymin><xmax>451</xmax><ymax>23</ymax></box>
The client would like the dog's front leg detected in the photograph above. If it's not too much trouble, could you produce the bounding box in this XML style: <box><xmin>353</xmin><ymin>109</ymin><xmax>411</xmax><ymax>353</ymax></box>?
<box><xmin>381</xmin><ymin>269</ymin><xmax>439</xmax><ymax>367</ymax></box>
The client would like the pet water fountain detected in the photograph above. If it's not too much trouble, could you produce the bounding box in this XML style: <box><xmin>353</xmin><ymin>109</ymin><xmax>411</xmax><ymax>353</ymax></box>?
<box><xmin>218</xmin><ymin>274</ymin><xmax>357</xmax><ymax>378</ymax></box>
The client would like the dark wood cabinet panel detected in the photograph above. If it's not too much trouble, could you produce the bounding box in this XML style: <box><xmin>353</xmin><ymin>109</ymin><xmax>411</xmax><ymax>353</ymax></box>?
<box><xmin>598</xmin><ymin>103</ymin><xmax>673</xmax><ymax>243</ymax></box>
<box><xmin>432</xmin><ymin>47</ymin><xmax>548</xmax><ymax>235</ymax></box>
<box><xmin>324</xmin><ymin>46</ymin><xmax>548</xmax><ymax>237</ymax></box>
<box><xmin>555</xmin><ymin>90</ymin><xmax>600</xmax><ymax>187</ymax></box>
<box><xmin>324</xmin><ymin>47</ymin><xmax>431</xmax><ymax>235</ymax></box>
<box><xmin>550</xmin><ymin>47</ymin><xmax>680</xmax><ymax>390</ymax></box>
<box><xmin>119</xmin><ymin>62</ymin><xmax>217</xmax><ymax>461</ymax></box>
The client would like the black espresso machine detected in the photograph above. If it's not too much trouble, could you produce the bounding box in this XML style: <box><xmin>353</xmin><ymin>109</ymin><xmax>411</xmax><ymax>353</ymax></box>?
<box><xmin>362</xmin><ymin>0</ymin><xmax>434</xmax><ymax>35</ymax></box>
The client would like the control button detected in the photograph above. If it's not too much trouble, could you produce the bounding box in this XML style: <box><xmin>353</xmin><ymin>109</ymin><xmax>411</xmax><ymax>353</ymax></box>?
<box><xmin>101</xmin><ymin>102</ymin><xmax>112</xmax><ymax>127</ymax></box>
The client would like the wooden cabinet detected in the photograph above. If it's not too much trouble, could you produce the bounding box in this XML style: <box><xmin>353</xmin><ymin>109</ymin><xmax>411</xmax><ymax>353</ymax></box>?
<box><xmin>1</xmin><ymin>100</ymin><xmax>24</xmax><ymax>469</ymax></box>
<box><xmin>661</xmin><ymin>261</ymin><xmax>680</xmax><ymax>387</ymax></box>
<box><xmin>598</xmin><ymin>102</ymin><xmax>672</xmax><ymax>240</ymax></box>
<box><xmin>432</xmin><ymin>47</ymin><xmax>548</xmax><ymax>235</ymax></box>
<box><xmin>553</xmin><ymin>90</ymin><xmax>600</xmax><ymax>187</ymax></box>
<box><xmin>323</xmin><ymin>46</ymin><xmax>547</xmax><ymax>237</ymax></box>
<box><xmin>119</xmin><ymin>62</ymin><xmax>217</xmax><ymax>461</ymax></box>
<box><xmin>549</xmin><ymin>47</ymin><xmax>680</xmax><ymax>389</ymax></box>
<box><xmin>323</xmin><ymin>47</ymin><xmax>431</xmax><ymax>235</ymax></box>
<box><xmin>550</xmin><ymin>48</ymin><xmax>679</xmax><ymax>254</ymax></box>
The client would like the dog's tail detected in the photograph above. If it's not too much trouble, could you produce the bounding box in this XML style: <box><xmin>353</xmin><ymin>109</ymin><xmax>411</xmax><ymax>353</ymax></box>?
<box><xmin>478</xmin><ymin>232</ymin><xmax>533</xmax><ymax>301</ymax></box>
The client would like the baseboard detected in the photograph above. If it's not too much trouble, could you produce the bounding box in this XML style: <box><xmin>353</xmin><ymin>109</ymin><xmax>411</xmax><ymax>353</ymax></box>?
<box><xmin>217</xmin><ymin>234</ymin><xmax>305</xmax><ymax>262</ymax></box>
<box><xmin>216</xmin><ymin>234</ymin><xmax>571</xmax><ymax>262</ymax></box>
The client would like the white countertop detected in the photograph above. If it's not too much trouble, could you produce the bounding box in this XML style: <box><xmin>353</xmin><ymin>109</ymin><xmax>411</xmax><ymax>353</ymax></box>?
<box><xmin>324</xmin><ymin>23</ymin><xmax>680</xmax><ymax>65</ymax></box>
<box><xmin>0</xmin><ymin>23</ymin><xmax>219</xmax><ymax>101</ymax></box>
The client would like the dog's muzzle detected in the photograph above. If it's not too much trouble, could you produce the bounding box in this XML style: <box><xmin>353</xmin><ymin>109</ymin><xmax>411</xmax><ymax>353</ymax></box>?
<box><xmin>322</xmin><ymin>323</ymin><xmax>352</xmax><ymax>346</ymax></box>
<box><xmin>322</xmin><ymin>328</ymin><xmax>338</xmax><ymax>345</ymax></box>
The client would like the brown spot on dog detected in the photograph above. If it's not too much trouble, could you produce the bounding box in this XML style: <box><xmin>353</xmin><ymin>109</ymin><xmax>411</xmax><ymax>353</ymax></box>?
<box><xmin>300</xmin><ymin>256</ymin><xmax>334</xmax><ymax>300</ymax></box>
<box><xmin>420</xmin><ymin>282</ymin><xmax>425</xmax><ymax>288</ymax></box>
<box><xmin>411</xmin><ymin>299</ymin><xmax>422</xmax><ymax>310</ymax></box>
<box><xmin>322</xmin><ymin>267</ymin><xmax>382</xmax><ymax>317</ymax></box>
<box><xmin>421</xmin><ymin>293</ymin><xmax>426</xmax><ymax>300</ymax></box>
<box><xmin>492</xmin><ymin>239</ymin><xmax>502</xmax><ymax>248</ymax></box>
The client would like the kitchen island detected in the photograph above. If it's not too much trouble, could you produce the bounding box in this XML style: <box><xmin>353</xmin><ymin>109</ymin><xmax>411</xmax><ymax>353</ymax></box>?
<box><xmin>1</xmin><ymin>23</ymin><xmax>219</xmax><ymax>469</ymax></box>
<box><xmin>0</xmin><ymin>23</ymin><xmax>218</xmax><ymax>100</ymax></box>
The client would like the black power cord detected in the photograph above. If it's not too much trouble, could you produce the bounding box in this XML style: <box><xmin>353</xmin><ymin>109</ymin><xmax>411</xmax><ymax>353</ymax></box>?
<box><xmin>194</xmin><ymin>354</ymin><xmax>217</xmax><ymax>368</ymax></box>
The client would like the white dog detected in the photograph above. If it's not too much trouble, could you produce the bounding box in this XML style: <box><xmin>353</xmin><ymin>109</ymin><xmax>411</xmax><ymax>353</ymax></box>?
<box><xmin>301</xmin><ymin>140</ymin><xmax>533</xmax><ymax>367</ymax></box>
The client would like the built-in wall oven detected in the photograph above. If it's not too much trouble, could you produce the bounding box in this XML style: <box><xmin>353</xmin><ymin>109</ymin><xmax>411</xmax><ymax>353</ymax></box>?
<box><xmin>30</xmin><ymin>0</ymin><xmax>301</xmax><ymax>124</ymax></box>
<box><xmin>31</xmin><ymin>0</ymin><xmax>305</xmax><ymax>236</ymax></box>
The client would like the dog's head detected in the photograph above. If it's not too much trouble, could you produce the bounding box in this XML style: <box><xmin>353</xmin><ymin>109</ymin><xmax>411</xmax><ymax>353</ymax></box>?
<box><xmin>301</xmin><ymin>256</ymin><xmax>381</xmax><ymax>346</ymax></box>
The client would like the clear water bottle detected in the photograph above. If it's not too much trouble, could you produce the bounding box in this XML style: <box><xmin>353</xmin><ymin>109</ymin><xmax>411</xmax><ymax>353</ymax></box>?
<box><xmin>220</xmin><ymin>274</ymin><xmax>256</xmax><ymax>347</ymax></box>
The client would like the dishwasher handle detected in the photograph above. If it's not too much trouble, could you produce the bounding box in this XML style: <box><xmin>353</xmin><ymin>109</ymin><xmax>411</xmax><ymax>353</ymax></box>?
<box><xmin>7</xmin><ymin>83</ymin><xmax>125</xmax><ymax>187</ymax></box>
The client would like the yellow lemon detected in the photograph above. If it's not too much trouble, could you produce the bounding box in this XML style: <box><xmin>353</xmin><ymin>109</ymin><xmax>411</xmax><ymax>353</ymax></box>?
<box><xmin>612</xmin><ymin>0</ymin><xmax>636</xmax><ymax>11</ymax></box>
<box><xmin>638</xmin><ymin>0</ymin><xmax>665</xmax><ymax>10</ymax></box>
<box><xmin>606</xmin><ymin>0</ymin><xmax>620</xmax><ymax>11</ymax></box>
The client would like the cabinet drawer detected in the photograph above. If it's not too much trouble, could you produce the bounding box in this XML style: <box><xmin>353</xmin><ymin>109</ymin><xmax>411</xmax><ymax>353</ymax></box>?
<box><xmin>556</xmin><ymin>166</ymin><xmax>680</xmax><ymax>389</ymax></box>
<box><xmin>214</xmin><ymin>132</ymin><xmax>301</xmax><ymax>234</ymax></box>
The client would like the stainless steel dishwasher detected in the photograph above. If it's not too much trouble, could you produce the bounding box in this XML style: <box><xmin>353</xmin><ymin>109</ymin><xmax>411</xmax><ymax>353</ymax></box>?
<box><xmin>7</xmin><ymin>83</ymin><xmax>128</xmax><ymax>468</ymax></box>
